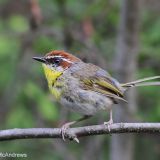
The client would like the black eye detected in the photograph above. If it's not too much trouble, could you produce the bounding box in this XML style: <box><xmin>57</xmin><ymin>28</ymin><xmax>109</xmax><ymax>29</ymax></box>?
<box><xmin>53</xmin><ymin>57</ymin><xmax>61</xmax><ymax>65</ymax></box>
<box><xmin>46</xmin><ymin>57</ymin><xmax>62</xmax><ymax>66</ymax></box>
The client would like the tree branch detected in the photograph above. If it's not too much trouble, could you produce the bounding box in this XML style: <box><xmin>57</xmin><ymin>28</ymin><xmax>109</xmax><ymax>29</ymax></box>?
<box><xmin>0</xmin><ymin>123</ymin><xmax>160</xmax><ymax>141</ymax></box>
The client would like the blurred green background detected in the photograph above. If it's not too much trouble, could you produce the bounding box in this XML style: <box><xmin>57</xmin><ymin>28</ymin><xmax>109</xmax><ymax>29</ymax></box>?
<box><xmin>0</xmin><ymin>0</ymin><xmax>160</xmax><ymax>160</ymax></box>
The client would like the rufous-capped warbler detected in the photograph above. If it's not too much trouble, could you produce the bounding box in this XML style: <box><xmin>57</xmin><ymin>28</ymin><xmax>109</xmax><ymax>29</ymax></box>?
<box><xmin>33</xmin><ymin>50</ymin><xmax>160</xmax><ymax>141</ymax></box>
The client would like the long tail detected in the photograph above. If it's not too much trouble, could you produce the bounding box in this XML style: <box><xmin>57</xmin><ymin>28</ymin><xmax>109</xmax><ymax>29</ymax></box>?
<box><xmin>121</xmin><ymin>76</ymin><xmax>160</xmax><ymax>88</ymax></box>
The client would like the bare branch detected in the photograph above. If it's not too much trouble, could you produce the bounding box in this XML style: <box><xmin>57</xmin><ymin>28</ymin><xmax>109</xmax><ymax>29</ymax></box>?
<box><xmin>0</xmin><ymin>123</ymin><xmax>160</xmax><ymax>141</ymax></box>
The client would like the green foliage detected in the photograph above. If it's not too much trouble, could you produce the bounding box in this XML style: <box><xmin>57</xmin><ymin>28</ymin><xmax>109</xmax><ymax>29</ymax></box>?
<box><xmin>7</xmin><ymin>104</ymin><xmax>35</xmax><ymax>128</ymax></box>
<box><xmin>0</xmin><ymin>35</ymin><xmax>20</xmax><ymax>56</ymax></box>
<box><xmin>8</xmin><ymin>15</ymin><xmax>29</xmax><ymax>33</ymax></box>
<box><xmin>0</xmin><ymin>0</ymin><xmax>9</xmax><ymax>5</ymax></box>
<box><xmin>33</xmin><ymin>36</ymin><xmax>61</xmax><ymax>53</ymax></box>
<box><xmin>25</xmin><ymin>81</ymin><xmax>58</xmax><ymax>121</ymax></box>
<box><xmin>0</xmin><ymin>34</ymin><xmax>20</xmax><ymax>90</ymax></box>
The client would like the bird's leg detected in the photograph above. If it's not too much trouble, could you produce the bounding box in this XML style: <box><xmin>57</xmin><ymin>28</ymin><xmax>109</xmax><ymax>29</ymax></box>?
<box><xmin>104</xmin><ymin>109</ymin><xmax>113</xmax><ymax>132</ymax></box>
<box><xmin>61</xmin><ymin>115</ymin><xmax>92</xmax><ymax>142</ymax></box>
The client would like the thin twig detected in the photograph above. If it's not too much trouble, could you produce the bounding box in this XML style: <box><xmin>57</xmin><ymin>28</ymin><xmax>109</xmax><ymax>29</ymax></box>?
<box><xmin>0</xmin><ymin>123</ymin><xmax>160</xmax><ymax>141</ymax></box>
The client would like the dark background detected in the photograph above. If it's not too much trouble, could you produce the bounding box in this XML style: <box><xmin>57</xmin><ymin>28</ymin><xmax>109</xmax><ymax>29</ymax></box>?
<box><xmin>0</xmin><ymin>0</ymin><xmax>160</xmax><ymax>160</ymax></box>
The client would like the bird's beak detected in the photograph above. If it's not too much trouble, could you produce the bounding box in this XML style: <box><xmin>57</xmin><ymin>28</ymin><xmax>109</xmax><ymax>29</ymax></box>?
<box><xmin>33</xmin><ymin>56</ymin><xmax>46</xmax><ymax>63</ymax></box>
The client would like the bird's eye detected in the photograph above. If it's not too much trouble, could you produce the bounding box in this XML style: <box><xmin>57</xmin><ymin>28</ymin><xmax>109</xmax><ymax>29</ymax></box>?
<box><xmin>46</xmin><ymin>56</ymin><xmax>62</xmax><ymax>66</ymax></box>
<box><xmin>53</xmin><ymin>58</ymin><xmax>61</xmax><ymax>65</ymax></box>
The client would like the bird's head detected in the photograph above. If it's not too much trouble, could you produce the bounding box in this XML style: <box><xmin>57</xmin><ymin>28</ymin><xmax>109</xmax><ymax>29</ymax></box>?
<box><xmin>33</xmin><ymin>50</ymin><xmax>81</xmax><ymax>72</ymax></box>
<box><xmin>33</xmin><ymin>50</ymin><xmax>81</xmax><ymax>85</ymax></box>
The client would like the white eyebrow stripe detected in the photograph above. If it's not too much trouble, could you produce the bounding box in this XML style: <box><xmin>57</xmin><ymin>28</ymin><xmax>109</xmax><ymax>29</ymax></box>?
<box><xmin>46</xmin><ymin>55</ymin><xmax>63</xmax><ymax>59</ymax></box>
<box><xmin>46</xmin><ymin>56</ymin><xmax>73</xmax><ymax>64</ymax></box>
<box><xmin>61</xmin><ymin>58</ymin><xmax>73</xmax><ymax>64</ymax></box>
<box><xmin>53</xmin><ymin>55</ymin><xmax>63</xmax><ymax>58</ymax></box>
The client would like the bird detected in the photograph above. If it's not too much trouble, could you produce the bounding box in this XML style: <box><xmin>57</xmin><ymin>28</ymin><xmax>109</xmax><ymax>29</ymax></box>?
<box><xmin>33</xmin><ymin>50</ymin><xmax>160</xmax><ymax>141</ymax></box>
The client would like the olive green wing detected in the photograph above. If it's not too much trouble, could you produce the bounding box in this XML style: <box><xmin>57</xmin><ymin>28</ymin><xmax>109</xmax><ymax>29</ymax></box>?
<box><xmin>71</xmin><ymin>62</ymin><xmax>126</xmax><ymax>102</ymax></box>
<box><xmin>82</xmin><ymin>76</ymin><xmax>127</xmax><ymax>102</ymax></box>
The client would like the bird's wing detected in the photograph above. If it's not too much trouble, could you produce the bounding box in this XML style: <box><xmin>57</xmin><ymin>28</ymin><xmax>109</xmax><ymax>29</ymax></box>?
<box><xmin>71</xmin><ymin>62</ymin><xmax>126</xmax><ymax>102</ymax></box>
<box><xmin>81</xmin><ymin>75</ymin><xmax>126</xmax><ymax>102</ymax></box>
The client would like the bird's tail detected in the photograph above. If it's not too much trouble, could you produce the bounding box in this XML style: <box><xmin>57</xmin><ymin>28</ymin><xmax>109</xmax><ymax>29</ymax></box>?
<box><xmin>121</xmin><ymin>76</ymin><xmax>160</xmax><ymax>89</ymax></box>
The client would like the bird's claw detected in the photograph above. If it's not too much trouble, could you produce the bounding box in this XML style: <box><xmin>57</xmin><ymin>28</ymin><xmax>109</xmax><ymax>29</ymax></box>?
<box><xmin>104</xmin><ymin>119</ymin><xmax>113</xmax><ymax>132</ymax></box>
<box><xmin>73</xmin><ymin>137</ymin><xmax>79</xmax><ymax>143</ymax></box>
<box><xmin>61</xmin><ymin>123</ymin><xmax>79</xmax><ymax>143</ymax></box>
<box><xmin>61</xmin><ymin>124</ymin><xmax>69</xmax><ymax>141</ymax></box>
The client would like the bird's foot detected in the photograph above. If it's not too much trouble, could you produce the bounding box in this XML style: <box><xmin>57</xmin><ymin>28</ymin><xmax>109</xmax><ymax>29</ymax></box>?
<box><xmin>104</xmin><ymin>119</ymin><xmax>113</xmax><ymax>132</ymax></box>
<box><xmin>61</xmin><ymin>122</ymin><xmax>79</xmax><ymax>143</ymax></box>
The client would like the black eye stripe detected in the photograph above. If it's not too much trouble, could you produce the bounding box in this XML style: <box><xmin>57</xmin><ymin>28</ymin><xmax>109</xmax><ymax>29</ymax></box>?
<box><xmin>46</xmin><ymin>57</ymin><xmax>62</xmax><ymax>65</ymax></box>
<box><xmin>45</xmin><ymin>55</ymin><xmax>73</xmax><ymax>65</ymax></box>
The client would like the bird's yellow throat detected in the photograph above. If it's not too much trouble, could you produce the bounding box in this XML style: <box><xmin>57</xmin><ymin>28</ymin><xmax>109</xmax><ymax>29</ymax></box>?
<box><xmin>42</xmin><ymin>64</ymin><xmax>62</xmax><ymax>99</ymax></box>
